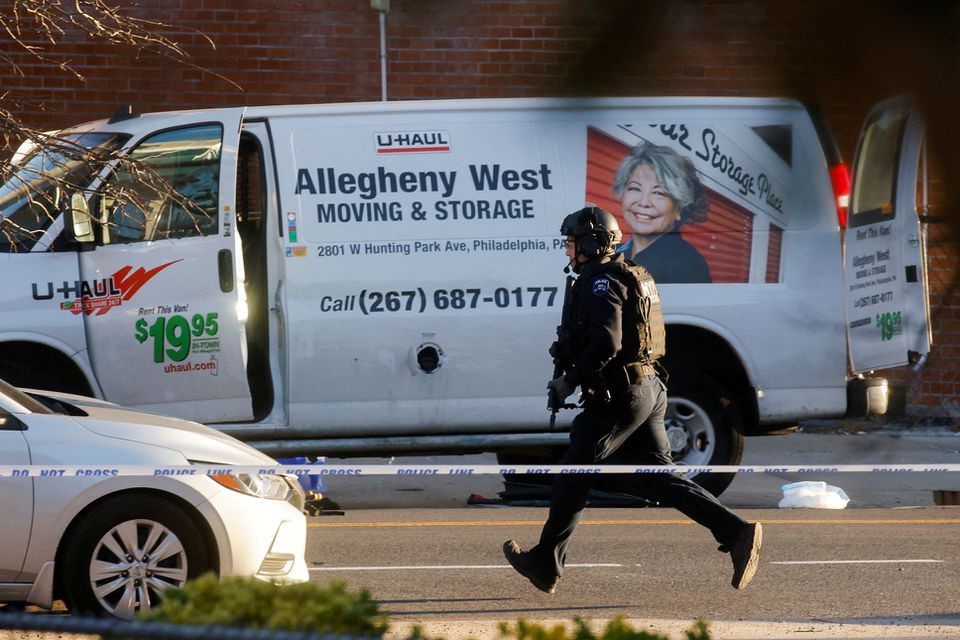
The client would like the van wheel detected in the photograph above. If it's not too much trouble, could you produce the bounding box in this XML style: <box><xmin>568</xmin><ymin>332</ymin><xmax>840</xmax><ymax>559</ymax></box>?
<box><xmin>61</xmin><ymin>495</ymin><xmax>211</xmax><ymax>619</ymax></box>
<box><xmin>665</xmin><ymin>370</ymin><xmax>744</xmax><ymax>497</ymax></box>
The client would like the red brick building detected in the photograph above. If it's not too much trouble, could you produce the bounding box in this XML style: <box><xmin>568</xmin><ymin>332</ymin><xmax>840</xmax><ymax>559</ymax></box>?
<box><xmin>3</xmin><ymin>0</ymin><xmax>957</xmax><ymax>418</ymax></box>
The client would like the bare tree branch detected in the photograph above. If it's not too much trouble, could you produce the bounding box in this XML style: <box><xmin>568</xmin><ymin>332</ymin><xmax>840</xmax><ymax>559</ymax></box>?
<box><xmin>0</xmin><ymin>0</ymin><xmax>214</xmax><ymax>80</ymax></box>
<box><xmin>1</xmin><ymin>0</ymin><xmax>243</xmax><ymax>252</ymax></box>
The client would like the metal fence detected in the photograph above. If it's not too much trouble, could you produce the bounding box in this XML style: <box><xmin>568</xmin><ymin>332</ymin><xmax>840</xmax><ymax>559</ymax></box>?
<box><xmin>0</xmin><ymin>610</ymin><xmax>374</xmax><ymax>640</ymax></box>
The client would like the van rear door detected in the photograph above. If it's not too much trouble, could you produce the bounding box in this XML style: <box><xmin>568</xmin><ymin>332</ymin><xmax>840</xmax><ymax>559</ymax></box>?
<box><xmin>843</xmin><ymin>95</ymin><xmax>931</xmax><ymax>372</ymax></box>
<box><xmin>77</xmin><ymin>108</ymin><xmax>254</xmax><ymax>423</ymax></box>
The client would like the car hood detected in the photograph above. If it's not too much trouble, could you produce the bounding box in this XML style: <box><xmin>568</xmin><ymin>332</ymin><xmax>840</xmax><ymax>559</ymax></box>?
<box><xmin>34</xmin><ymin>390</ymin><xmax>276</xmax><ymax>466</ymax></box>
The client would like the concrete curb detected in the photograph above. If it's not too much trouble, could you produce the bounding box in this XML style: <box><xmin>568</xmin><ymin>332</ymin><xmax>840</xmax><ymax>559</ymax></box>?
<box><xmin>797</xmin><ymin>418</ymin><xmax>960</xmax><ymax>437</ymax></box>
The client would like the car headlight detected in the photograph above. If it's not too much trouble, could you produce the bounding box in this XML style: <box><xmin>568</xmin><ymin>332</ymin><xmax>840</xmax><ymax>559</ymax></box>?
<box><xmin>209</xmin><ymin>473</ymin><xmax>305</xmax><ymax>510</ymax></box>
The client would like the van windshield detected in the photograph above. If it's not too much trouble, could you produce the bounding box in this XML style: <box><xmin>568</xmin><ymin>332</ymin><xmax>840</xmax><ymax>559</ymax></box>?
<box><xmin>0</xmin><ymin>132</ymin><xmax>128</xmax><ymax>252</ymax></box>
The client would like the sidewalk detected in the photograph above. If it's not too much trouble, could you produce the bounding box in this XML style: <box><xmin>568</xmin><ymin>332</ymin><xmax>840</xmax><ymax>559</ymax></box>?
<box><xmin>7</xmin><ymin>614</ymin><xmax>959</xmax><ymax>640</ymax></box>
<box><xmin>320</xmin><ymin>428</ymin><xmax>960</xmax><ymax>510</ymax></box>
<box><xmin>388</xmin><ymin>617</ymin><xmax>960</xmax><ymax>639</ymax></box>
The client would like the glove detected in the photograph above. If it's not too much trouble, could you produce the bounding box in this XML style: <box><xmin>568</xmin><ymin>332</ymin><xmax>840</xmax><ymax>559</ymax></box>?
<box><xmin>547</xmin><ymin>375</ymin><xmax>577</xmax><ymax>403</ymax></box>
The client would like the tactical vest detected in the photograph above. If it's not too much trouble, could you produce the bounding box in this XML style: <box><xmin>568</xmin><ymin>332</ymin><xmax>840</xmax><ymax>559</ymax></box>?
<box><xmin>603</xmin><ymin>260</ymin><xmax>666</xmax><ymax>364</ymax></box>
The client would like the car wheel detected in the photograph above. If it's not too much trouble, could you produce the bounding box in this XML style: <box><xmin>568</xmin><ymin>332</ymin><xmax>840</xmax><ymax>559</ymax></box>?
<box><xmin>665</xmin><ymin>370</ymin><xmax>745</xmax><ymax>497</ymax></box>
<box><xmin>62</xmin><ymin>494</ymin><xmax>211</xmax><ymax>619</ymax></box>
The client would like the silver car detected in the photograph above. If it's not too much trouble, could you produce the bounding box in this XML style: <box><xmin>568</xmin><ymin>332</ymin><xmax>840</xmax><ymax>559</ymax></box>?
<box><xmin>0</xmin><ymin>379</ymin><xmax>308</xmax><ymax>618</ymax></box>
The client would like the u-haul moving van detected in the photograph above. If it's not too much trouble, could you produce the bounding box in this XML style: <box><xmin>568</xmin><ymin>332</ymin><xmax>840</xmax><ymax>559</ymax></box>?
<box><xmin>0</xmin><ymin>96</ymin><xmax>930</xmax><ymax>495</ymax></box>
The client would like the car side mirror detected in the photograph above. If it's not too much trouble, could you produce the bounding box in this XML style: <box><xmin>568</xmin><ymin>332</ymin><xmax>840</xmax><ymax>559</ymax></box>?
<box><xmin>67</xmin><ymin>192</ymin><xmax>95</xmax><ymax>243</ymax></box>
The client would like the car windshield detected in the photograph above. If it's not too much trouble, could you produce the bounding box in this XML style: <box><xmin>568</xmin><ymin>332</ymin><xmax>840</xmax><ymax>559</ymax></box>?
<box><xmin>0</xmin><ymin>132</ymin><xmax>128</xmax><ymax>252</ymax></box>
<box><xmin>0</xmin><ymin>378</ymin><xmax>53</xmax><ymax>414</ymax></box>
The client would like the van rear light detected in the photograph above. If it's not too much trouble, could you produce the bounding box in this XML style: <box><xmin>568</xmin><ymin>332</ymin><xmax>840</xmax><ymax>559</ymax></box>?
<box><xmin>829</xmin><ymin>163</ymin><xmax>851</xmax><ymax>229</ymax></box>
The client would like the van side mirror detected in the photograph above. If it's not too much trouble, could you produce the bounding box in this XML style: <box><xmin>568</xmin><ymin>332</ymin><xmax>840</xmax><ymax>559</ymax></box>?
<box><xmin>67</xmin><ymin>192</ymin><xmax>95</xmax><ymax>243</ymax></box>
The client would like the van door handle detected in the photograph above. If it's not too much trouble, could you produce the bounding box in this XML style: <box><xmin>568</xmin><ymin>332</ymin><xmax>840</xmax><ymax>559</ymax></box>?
<box><xmin>218</xmin><ymin>249</ymin><xmax>234</xmax><ymax>293</ymax></box>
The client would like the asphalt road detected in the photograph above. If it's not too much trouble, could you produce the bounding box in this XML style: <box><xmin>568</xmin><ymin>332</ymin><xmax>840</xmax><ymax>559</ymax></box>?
<box><xmin>306</xmin><ymin>431</ymin><xmax>960</xmax><ymax>638</ymax></box>
<box><xmin>306</xmin><ymin>507</ymin><xmax>960</xmax><ymax>638</ymax></box>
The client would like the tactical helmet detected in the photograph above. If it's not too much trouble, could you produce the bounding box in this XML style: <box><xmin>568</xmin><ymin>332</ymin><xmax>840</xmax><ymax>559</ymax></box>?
<box><xmin>560</xmin><ymin>206</ymin><xmax>622</xmax><ymax>258</ymax></box>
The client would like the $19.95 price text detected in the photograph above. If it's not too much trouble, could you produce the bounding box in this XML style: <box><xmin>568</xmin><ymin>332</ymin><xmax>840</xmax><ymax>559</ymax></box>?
<box><xmin>134</xmin><ymin>313</ymin><xmax>219</xmax><ymax>363</ymax></box>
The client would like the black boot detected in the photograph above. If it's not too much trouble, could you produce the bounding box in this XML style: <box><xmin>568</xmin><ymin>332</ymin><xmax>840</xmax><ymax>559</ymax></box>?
<box><xmin>502</xmin><ymin>540</ymin><xmax>559</xmax><ymax>594</ymax></box>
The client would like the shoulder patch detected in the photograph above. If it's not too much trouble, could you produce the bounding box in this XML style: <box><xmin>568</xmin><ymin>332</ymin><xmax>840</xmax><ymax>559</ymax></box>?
<box><xmin>592</xmin><ymin>278</ymin><xmax>610</xmax><ymax>296</ymax></box>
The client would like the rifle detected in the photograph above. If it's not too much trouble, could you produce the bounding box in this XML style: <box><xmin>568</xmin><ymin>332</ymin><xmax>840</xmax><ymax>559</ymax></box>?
<box><xmin>547</xmin><ymin>274</ymin><xmax>577</xmax><ymax>429</ymax></box>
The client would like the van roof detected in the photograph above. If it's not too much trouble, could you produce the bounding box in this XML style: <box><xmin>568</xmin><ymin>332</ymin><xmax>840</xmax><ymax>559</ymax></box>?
<box><xmin>241</xmin><ymin>96</ymin><xmax>807</xmax><ymax>119</ymax></box>
<box><xmin>67</xmin><ymin>96</ymin><xmax>809</xmax><ymax>134</ymax></box>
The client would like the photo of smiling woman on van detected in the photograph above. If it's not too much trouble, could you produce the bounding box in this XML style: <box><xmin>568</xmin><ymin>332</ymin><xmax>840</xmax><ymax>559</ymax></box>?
<box><xmin>613</xmin><ymin>141</ymin><xmax>712</xmax><ymax>283</ymax></box>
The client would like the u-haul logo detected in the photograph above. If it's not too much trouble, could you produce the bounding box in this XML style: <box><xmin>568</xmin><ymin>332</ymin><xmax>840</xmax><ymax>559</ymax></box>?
<box><xmin>32</xmin><ymin>260</ymin><xmax>181</xmax><ymax>316</ymax></box>
<box><xmin>375</xmin><ymin>130</ymin><xmax>450</xmax><ymax>154</ymax></box>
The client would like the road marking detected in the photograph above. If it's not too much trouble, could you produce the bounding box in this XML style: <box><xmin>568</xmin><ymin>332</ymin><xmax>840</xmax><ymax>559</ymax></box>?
<box><xmin>751</xmin><ymin>519</ymin><xmax>960</xmax><ymax>525</ymax></box>
<box><xmin>309</xmin><ymin>563</ymin><xmax>621</xmax><ymax>572</ymax></box>
<box><xmin>308</xmin><ymin>559</ymin><xmax>946</xmax><ymax>572</ymax></box>
<box><xmin>772</xmin><ymin>559</ymin><xmax>944</xmax><ymax>565</ymax></box>
<box><xmin>308</xmin><ymin>518</ymin><xmax>960</xmax><ymax>528</ymax></box>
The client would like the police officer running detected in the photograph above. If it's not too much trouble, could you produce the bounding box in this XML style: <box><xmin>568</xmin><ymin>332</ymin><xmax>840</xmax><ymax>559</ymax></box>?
<box><xmin>502</xmin><ymin>206</ymin><xmax>762</xmax><ymax>594</ymax></box>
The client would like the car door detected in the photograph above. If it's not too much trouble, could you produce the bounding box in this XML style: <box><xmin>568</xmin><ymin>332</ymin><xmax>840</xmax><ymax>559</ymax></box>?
<box><xmin>0</xmin><ymin>408</ymin><xmax>32</xmax><ymax>581</ymax></box>
<box><xmin>78</xmin><ymin>109</ymin><xmax>254</xmax><ymax>423</ymax></box>
<box><xmin>844</xmin><ymin>96</ymin><xmax>931</xmax><ymax>372</ymax></box>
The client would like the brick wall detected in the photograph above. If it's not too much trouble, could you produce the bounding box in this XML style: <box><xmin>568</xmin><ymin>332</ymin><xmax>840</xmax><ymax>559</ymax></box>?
<box><xmin>2</xmin><ymin>0</ymin><xmax>957</xmax><ymax>416</ymax></box>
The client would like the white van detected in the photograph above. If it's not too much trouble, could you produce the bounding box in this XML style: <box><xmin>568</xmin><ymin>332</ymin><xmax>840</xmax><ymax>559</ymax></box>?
<box><xmin>0</xmin><ymin>96</ymin><xmax>930</xmax><ymax>495</ymax></box>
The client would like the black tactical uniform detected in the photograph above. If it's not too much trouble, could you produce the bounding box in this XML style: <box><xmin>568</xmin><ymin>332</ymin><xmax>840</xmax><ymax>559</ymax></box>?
<box><xmin>503</xmin><ymin>207</ymin><xmax>761</xmax><ymax>595</ymax></box>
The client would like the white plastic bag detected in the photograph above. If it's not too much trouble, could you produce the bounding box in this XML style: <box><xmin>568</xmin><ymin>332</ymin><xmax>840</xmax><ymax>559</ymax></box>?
<box><xmin>778</xmin><ymin>481</ymin><xmax>850</xmax><ymax>509</ymax></box>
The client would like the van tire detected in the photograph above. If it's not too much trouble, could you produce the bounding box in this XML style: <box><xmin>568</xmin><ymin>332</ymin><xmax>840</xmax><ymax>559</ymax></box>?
<box><xmin>665</xmin><ymin>369</ymin><xmax>745</xmax><ymax>497</ymax></box>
